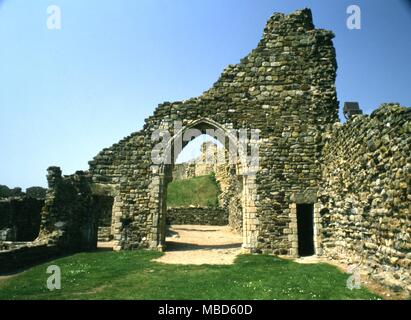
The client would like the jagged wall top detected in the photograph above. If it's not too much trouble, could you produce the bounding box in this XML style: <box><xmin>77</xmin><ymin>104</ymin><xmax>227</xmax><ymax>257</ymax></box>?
<box><xmin>90</xmin><ymin>8</ymin><xmax>339</xmax><ymax>181</ymax></box>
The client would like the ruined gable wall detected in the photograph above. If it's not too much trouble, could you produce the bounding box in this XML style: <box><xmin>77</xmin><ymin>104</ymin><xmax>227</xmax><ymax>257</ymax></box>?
<box><xmin>319</xmin><ymin>104</ymin><xmax>411</xmax><ymax>294</ymax></box>
<box><xmin>89</xmin><ymin>9</ymin><xmax>339</xmax><ymax>251</ymax></box>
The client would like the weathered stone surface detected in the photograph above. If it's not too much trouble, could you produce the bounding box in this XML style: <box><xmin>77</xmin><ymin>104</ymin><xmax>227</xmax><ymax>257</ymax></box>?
<box><xmin>319</xmin><ymin>104</ymin><xmax>411</xmax><ymax>295</ymax></box>
<box><xmin>166</xmin><ymin>207</ymin><xmax>228</xmax><ymax>226</ymax></box>
<box><xmin>87</xmin><ymin>8</ymin><xmax>339</xmax><ymax>254</ymax></box>
<box><xmin>0</xmin><ymin>243</ymin><xmax>61</xmax><ymax>275</ymax></box>
<box><xmin>0</xmin><ymin>197</ymin><xmax>43</xmax><ymax>241</ymax></box>
<box><xmin>36</xmin><ymin>167</ymin><xmax>98</xmax><ymax>251</ymax></box>
<box><xmin>7</xmin><ymin>8</ymin><xmax>407</xmax><ymax>295</ymax></box>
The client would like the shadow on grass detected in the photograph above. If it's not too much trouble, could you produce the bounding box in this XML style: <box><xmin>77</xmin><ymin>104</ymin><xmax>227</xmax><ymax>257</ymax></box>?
<box><xmin>171</xmin><ymin>227</ymin><xmax>220</xmax><ymax>232</ymax></box>
<box><xmin>0</xmin><ymin>251</ymin><xmax>78</xmax><ymax>277</ymax></box>
<box><xmin>0</xmin><ymin>250</ymin><xmax>383</xmax><ymax>300</ymax></box>
<box><xmin>166</xmin><ymin>241</ymin><xmax>242</xmax><ymax>251</ymax></box>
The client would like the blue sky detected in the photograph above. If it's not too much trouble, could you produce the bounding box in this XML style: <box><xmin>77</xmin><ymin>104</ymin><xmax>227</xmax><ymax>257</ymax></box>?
<box><xmin>0</xmin><ymin>0</ymin><xmax>410</xmax><ymax>189</ymax></box>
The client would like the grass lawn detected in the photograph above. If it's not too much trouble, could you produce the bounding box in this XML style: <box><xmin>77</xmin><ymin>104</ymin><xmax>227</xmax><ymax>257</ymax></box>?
<box><xmin>0</xmin><ymin>251</ymin><xmax>380</xmax><ymax>300</ymax></box>
<box><xmin>167</xmin><ymin>175</ymin><xmax>220</xmax><ymax>207</ymax></box>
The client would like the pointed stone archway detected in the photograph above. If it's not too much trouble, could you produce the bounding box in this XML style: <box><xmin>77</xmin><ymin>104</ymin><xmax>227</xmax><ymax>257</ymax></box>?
<box><xmin>147</xmin><ymin>118</ymin><xmax>259</xmax><ymax>252</ymax></box>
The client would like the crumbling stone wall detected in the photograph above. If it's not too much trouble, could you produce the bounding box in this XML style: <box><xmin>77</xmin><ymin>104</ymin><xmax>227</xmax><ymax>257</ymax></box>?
<box><xmin>224</xmin><ymin>171</ymin><xmax>243</xmax><ymax>233</ymax></box>
<box><xmin>0</xmin><ymin>168</ymin><xmax>102</xmax><ymax>272</ymax></box>
<box><xmin>88</xmin><ymin>9</ymin><xmax>338</xmax><ymax>252</ymax></box>
<box><xmin>37</xmin><ymin>167</ymin><xmax>98</xmax><ymax>251</ymax></box>
<box><xmin>166</xmin><ymin>207</ymin><xmax>228</xmax><ymax>226</ymax></box>
<box><xmin>0</xmin><ymin>198</ymin><xmax>43</xmax><ymax>241</ymax></box>
<box><xmin>0</xmin><ymin>243</ymin><xmax>61</xmax><ymax>274</ymax></box>
<box><xmin>25</xmin><ymin>8</ymin><xmax>409</xmax><ymax>294</ymax></box>
<box><xmin>319</xmin><ymin>104</ymin><xmax>411</xmax><ymax>294</ymax></box>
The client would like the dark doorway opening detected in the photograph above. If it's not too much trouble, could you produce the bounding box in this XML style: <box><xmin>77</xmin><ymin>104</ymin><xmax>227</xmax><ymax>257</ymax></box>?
<box><xmin>296</xmin><ymin>203</ymin><xmax>315</xmax><ymax>256</ymax></box>
<box><xmin>93</xmin><ymin>195</ymin><xmax>115</xmax><ymax>249</ymax></box>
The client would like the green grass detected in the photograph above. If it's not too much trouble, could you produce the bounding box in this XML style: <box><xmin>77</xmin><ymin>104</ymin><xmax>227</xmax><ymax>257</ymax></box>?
<box><xmin>0</xmin><ymin>251</ymin><xmax>380</xmax><ymax>300</ymax></box>
<box><xmin>167</xmin><ymin>175</ymin><xmax>220</xmax><ymax>208</ymax></box>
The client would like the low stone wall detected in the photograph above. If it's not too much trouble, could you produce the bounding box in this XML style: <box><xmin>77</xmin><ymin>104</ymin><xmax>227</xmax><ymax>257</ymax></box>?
<box><xmin>166</xmin><ymin>207</ymin><xmax>228</xmax><ymax>226</ymax></box>
<box><xmin>0</xmin><ymin>198</ymin><xmax>44</xmax><ymax>241</ymax></box>
<box><xmin>319</xmin><ymin>104</ymin><xmax>411</xmax><ymax>295</ymax></box>
<box><xmin>0</xmin><ymin>167</ymin><xmax>103</xmax><ymax>274</ymax></box>
<box><xmin>0</xmin><ymin>243</ymin><xmax>62</xmax><ymax>274</ymax></box>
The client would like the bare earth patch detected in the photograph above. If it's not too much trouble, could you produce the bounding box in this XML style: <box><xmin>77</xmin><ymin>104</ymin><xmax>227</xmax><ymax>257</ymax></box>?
<box><xmin>153</xmin><ymin>225</ymin><xmax>242</xmax><ymax>265</ymax></box>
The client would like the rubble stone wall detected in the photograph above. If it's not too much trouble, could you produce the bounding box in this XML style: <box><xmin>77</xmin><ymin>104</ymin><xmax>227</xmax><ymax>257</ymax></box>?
<box><xmin>0</xmin><ymin>244</ymin><xmax>61</xmax><ymax>275</ymax></box>
<box><xmin>166</xmin><ymin>207</ymin><xmax>228</xmax><ymax>226</ymax></box>
<box><xmin>0</xmin><ymin>198</ymin><xmax>43</xmax><ymax>241</ymax></box>
<box><xmin>88</xmin><ymin>9</ymin><xmax>339</xmax><ymax>252</ymax></box>
<box><xmin>319</xmin><ymin>104</ymin><xmax>411</xmax><ymax>294</ymax></box>
<box><xmin>37</xmin><ymin>167</ymin><xmax>98</xmax><ymax>251</ymax></box>
<box><xmin>15</xmin><ymin>8</ymin><xmax>409</xmax><ymax>294</ymax></box>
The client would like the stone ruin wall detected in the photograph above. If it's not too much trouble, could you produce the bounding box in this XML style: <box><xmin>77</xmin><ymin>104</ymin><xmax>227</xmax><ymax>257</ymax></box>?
<box><xmin>172</xmin><ymin>142</ymin><xmax>224</xmax><ymax>181</ymax></box>
<box><xmin>0</xmin><ymin>168</ymin><xmax>100</xmax><ymax>273</ymax></box>
<box><xmin>0</xmin><ymin>197</ymin><xmax>43</xmax><ymax>242</ymax></box>
<box><xmin>171</xmin><ymin>142</ymin><xmax>230</xmax><ymax>205</ymax></box>
<box><xmin>36</xmin><ymin>167</ymin><xmax>98</xmax><ymax>251</ymax></box>
<box><xmin>319</xmin><ymin>104</ymin><xmax>410</xmax><ymax>294</ymax></box>
<box><xmin>1</xmin><ymin>8</ymin><xmax>409</xmax><ymax>296</ymax></box>
<box><xmin>88</xmin><ymin>9</ymin><xmax>339</xmax><ymax>253</ymax></box>
<box><xmin>166</xmin><ymin>207</ymin><xmax>228</xmax><ymax>226</ymax></box>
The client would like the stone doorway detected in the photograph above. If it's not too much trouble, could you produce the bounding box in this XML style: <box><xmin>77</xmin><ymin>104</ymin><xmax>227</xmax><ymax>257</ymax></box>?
<box><xmin>296</xmin><ymin>204</ymin><xmax>315</xmax><ymax>257</ymax></box>
<box><xmin>93</xmin><ymin>194</ymin><xmax>115</xmax><ymax>249</ymax></box>
<box><xmin>162</xmin><ymin>134</ymin><xmax>237</xmax><ymax>255</ymax></box>
<box><xmin>151</xmin><ymin>118</ymin><xmax>258</xmax><ymax>253</ymax></box>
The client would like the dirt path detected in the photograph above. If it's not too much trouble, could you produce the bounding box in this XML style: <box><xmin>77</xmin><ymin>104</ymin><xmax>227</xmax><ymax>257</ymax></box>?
<box><xmin>153</xmin><ymin>225</ymin><xmax>242</xmax><ymax>265</ymax></box>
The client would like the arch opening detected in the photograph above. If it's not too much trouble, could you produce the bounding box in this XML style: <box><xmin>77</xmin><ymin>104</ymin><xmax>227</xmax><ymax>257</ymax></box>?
<box><xmin>154</xmin><ymin>119</ymin><xmax>249</xmax><ymax>255</ymax></box>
